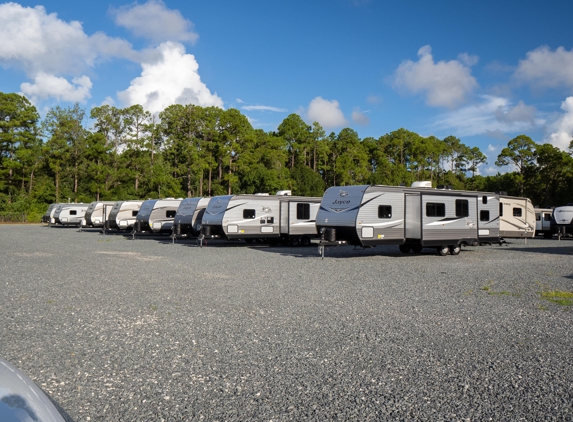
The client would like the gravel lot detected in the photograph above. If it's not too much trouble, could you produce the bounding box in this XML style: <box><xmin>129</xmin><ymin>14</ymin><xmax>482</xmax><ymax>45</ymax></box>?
<box><xmin>1</xmin><ymin>224</ymin><xmax>573</xmax><ymax>421</ymax></box>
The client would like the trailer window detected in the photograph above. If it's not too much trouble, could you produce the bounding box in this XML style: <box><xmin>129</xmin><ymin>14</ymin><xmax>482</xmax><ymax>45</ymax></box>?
<box><xmin>480</xmin><ymin>210</ymin><xmax>490</xmax><ymax>221</ymax></box>
<box><xmin>499</xmin><ymin>203</ymin><xmax>503</xmax><ymax>217</ymax></box>
<box><xmin>544</xmin><ymin>213</ymin><xmax>551</xmax><ymax>221</ymax></box>
<box><xmin>166</xmin><ymin>210</ymin><xmax>176</xmax><ymax>218</ymax></box>
<box><xmin>132</xmin><ymin>211</ymin><xmax>138</xmax><ymax>217</ymax></box>
<box><xmin>296</xmin><ymin>203</ymin><xmax>310</xmax><ymax>220</ymax></box>
<box><xmin>482</xmin><ymin>196</ymin><xmax>487</xmax><ymax>204</ymax></box>
<box><xmin>267</xmin><ymin>217</ymin><xmax>274</xmax><ymax>224</ymax></box>
<box><xmin>69</xmin><ymin>210</ymin><xmax>77</xmax><ymax>215</ymax></box>
<box><xmin>513</xmin><ymin>208</ymin><xmax>522</xmax><ymax>217</ymax></box>
<box><xmin>426</xmin><ymin>203</ymin><xmax>445</xmax><ymax>217</ymax></box>
<box><xmin>243</xmin><ymin>209</ymin><xmax>256</xmax><ymax>219</ymax></box>
<box><xmin>455</xmin><ymin>200</ymin><xmax>469</xmax><ymax>217</ymax></box>
<box><xmin>378</xmin><ymin>205</ymin><xmax>392</xmax><ymax>219</ymax></box>
<box><xmin>536</xmin><ymin>213</ymin><xmax>541</xmax><ymax>221</ymax></box>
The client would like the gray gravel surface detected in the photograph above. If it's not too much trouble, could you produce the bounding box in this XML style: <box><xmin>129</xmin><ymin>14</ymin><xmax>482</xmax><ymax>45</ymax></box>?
<box><xmin>1</xmin><ymin>225</ymin><xmax>573</xmax><ymax>421</ymax></box>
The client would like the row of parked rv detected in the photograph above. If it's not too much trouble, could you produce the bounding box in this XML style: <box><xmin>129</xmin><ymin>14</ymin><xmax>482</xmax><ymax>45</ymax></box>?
<box><xmin>42</xmin><ymin>182</ymin><xmax>573</xmax><ymax>257</ymax></box>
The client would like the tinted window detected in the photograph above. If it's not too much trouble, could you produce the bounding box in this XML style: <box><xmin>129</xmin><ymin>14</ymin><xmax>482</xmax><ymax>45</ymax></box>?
<box><xmin>297</xmin><ymin>203</ymin><xmax>310</xmax><ymax>220</ymax></box>
<box><xmin>499</xmin><ymin>203</ymin><xmax>504</xmax><ymax>217</ymax></box>
<box><xmin>70</xmin><ymin>210</ymin><xmax>77</xmax><ymax>215</ymax></box>
<box><xmin>482</xmin><ymin>196</ymin><xmax>487</xmax><ymax>204</ymax></box>
<box><xmin>480</xmin><ymin>210</ymin><xmax>490</xmax><ymax>221</ymax></box>
<box><xmin>243</xmin><ymin>209</ymin><xmax>256</xmax><ymax>219</ymax></box>
<box><xmin>132</xmin><ymin>210</ymin><xmax>138</xmax><ymax>217</ymax></box>
<box><xmin>378</xmin><ymin>205</ymin><xmax>392</xmax><ymax>219</ymax></box>
<box><xmin>513</xmin><ymin>208</ymin><xmax>522</xmax><ymax>217</ymax></box>
<box><xmin>455</xmin><ymin>199</ymin><xmax>469</xmax><ymax>217</ymax></box>
<box><xmin>166</xmin><ymin>210</ymin><xmax>176</xmax><ymax>218</ymax></box>
<box><xmin>426</xmin><ymin>203</ymin><xmax>445</xmax><ymax>217</ymax></box>
<box><xmin>544</xmin><ymin>213</ymin><xmax>551</xmax><ymax>221</ymax></box>
<box><xmin>536</xmin><ymin>213</ymin><xmax>541</xmax><ymax>221</ymax></box>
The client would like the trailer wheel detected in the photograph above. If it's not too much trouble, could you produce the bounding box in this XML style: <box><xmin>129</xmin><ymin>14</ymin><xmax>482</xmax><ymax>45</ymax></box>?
<box><xmin>449</xmin><ymin>245</ymin><xmax>461</xmax><ymax>255</ymax></box>
<box><xmin>289</xmin><ymin>237</ymin><xmax>300</xmax><ymax>247</ymax></box>
<box><xmin>411</xmin><ymin>245</ymin><xmax>423</xmax><ymax>253</ymax></box>
<box><xmin>301</xmin><ymin>236</ymin><xmax>311</xmax><ymax>247</ymax></box>
<box><xmin>399</xmin><ymin>244</ymin><xmax>411</xmax><ymax>253</ymax></box>
<box><xmin>437</xmin><ymin>245</ymin><xmax>450</xmax><ymax>256</ymax></box>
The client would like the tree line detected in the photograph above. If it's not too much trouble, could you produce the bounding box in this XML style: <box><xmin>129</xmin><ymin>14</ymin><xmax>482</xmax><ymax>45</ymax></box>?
<box><xmin>1</xmin><ymin>91</ymin><xmax>573</xmax><ymax>216</ymax></box>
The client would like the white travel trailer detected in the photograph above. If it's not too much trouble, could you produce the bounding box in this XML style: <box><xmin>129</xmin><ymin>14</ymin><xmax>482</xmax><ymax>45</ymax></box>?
<box><xmin>51</xmin><ymin>203</ymin><xmax>90</xmax><ymax>227</ymax></box>
<box><xmin>172</xmin><ymin>197</ymin><xmax>211</xmax><ymax>237</ymax></box>
<box><xmin>108</xmin><ymin>200</ymin><xmax>143</xmax><ymax>231</ymax></box>
<box><xmin>550</xmin><ymin>204</ymin><xmax>573</xmax><ymax>237</ymax></box>
<box><xmin>315</xmin><ymin>182</ymin><xmax>501</xmax><ymax>256</ymax></box>
<box><xmin>42</xmin><ymin>203</ymin><xmax>66</xmax><ymax>224</ymax></box>
<box><xmin>200</xmin><ymin>192</ymin><xmax>321</xmax><ymax>245</ymax></box>
<box><xmin>83</xmin><ymin>201</ymin><xmax>116</xmax><ymax>228</ymax></box>
<box><xmin>535</xmin><ymin>207</ymin><xmax>553</xmax><ymax>238</ymax></box>
<box><xmin>134</xmin><ymin>198</ymin><xmax>182</xmax><ymax>234</ymax></box>
<box><xmin>498</xmin><ymin>195</ymin><xmax>535</xmax><ymax>238</ymax></box>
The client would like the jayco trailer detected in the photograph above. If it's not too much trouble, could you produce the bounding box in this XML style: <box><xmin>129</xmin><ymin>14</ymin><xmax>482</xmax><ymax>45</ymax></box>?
<box><xmin>550</xmin><ymin>204</ymin><xmax>573</xmax><ymax>237</ymax></box>
<box><xmin>200</xmin><ymin>192</ymin><xmax>321</xmax><ymax>245</ymax></box>
<box><xmin>51</xmin><ymin>203</ymin><xmax>90</xmax><ymax>227</ymax></box>
<box><xmin>498</xmin><ymin>195</ymin><xmax>535</xmax><ymax>238</ymax></box>
<box><xmin>534</xmin><ymin>208</ymin><xmax>553</xmax><ymax>238</ymax></box>
<box><xmin>172</xmin><ymin>197</ymin><xmax>211</xmax><ymax>237</ymax></box>
<box><xmin>108</xmin><ymin>200</ymin><xmax>143</xmax><ymax>230</ymax></box>
<box><xmin>83</xmin><ymin>201</ymin><xmax>116</xmax><ymax>228</ymax></box>
<box><xmin>134</xmin><ymin>198</ymin><xmax>182</xmax><ymax>234</ymax></box>
<box><xmin>315</xmin><ymin>183</ymin><xmax>500</xmax><ymax>256</ymax></box>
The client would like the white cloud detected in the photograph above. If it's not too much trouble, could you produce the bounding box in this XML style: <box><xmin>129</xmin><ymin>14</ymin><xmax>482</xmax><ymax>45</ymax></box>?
<box><xmin>545</xmin><ymin>96</ymin><xmax>573</xmax><ymax>150</ymax></box>
<box><xmin>20</xmin><ymin>73</ymin><xmax>92</xmax><ymax>103</ymax></box>
<box><xmin>0</xmin><ymin>3</ymin><xmax>138</xmax><ymax>76</ymax></box>
<box><xmin>393</xmin><ymin>45</ymin><xmax>478</xmax><ymax>108</ymax></box>
<box><xmin>457</xmin><ymin>52</ymin><xmax>479</xmax><ymax>67</ymax></box>
<box><xmin>111</xmin><ymin>0</ymin><xmax>198</xmax><ymax>44</ymax></box>
<box><xmin>433</xmin><ymin>95</ymin><xmax>542</xmax><ymax>137</ymax></box>
<box><xmin>241</xmin><ymin>105</ymin><xmax>287</xmax><ymax>112</ymax></box>
<box><xmin>305</xmin><ymin>97</ymin><xmax>348</xmax><ymax>129</ymax></box>
<box><xmin>366</xmin><ymin>95</ymin><xmax>381</xmax><ymax>104</ymax></box>
<box><xmin>117</xmin><ymin>42</ymin><xmax>223</xmax><ymax>114</ymax></box>
<box><xmin>514</xmin><ymin>46</ymin><xmax>573</xmax><ymax>90</ymax></box>
<box><xmin>351</xmin><ymin>107</ymin><xmax>370</xmax><ymax>125</ymax></box>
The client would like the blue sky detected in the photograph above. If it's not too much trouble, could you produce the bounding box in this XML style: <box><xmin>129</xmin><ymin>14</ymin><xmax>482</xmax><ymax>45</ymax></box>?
<box><xmin>1</xmin><ymin>0</ymin><xmax>573</xmax><ymax>175</ymax></box>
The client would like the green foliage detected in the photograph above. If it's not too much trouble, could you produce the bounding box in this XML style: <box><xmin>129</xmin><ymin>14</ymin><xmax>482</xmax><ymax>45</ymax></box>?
<box><xmin>2</xmin><ymin>92</ymin><xmax>573</xmax><ymax>215</ymax></box>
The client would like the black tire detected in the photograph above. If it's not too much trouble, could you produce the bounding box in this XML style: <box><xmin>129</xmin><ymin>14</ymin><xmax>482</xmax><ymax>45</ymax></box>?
<box><xmin>449</xmin><ymin>244</ymin><xmax>461</xmax><ymax>255</ymax></box>
<box><xmin>399</xmin><ymin>244</ymin><xmax>411</xmax><ymax>253</ymax></box>
<box><xmin>289</xmin><ymin>237</ymin><xmax>300</xmax><ymax>247</ymax></box>
<box><xmin>301</xmin><ymin>236</ymin><xmax>311</xmax><ymax>247</ymax></box>
<box><xmin>411</xmin><ymin>245</ymin><xmax>423</xmax><ymax>253</ymax></box>
<box><xmin>437</xmin><ymin>245</ymin><xmax>450</xmax><ymax>256</ymax></box>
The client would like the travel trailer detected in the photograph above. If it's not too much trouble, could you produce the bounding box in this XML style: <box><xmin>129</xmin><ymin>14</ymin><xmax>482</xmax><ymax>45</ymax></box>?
<box><xmin>133</xmin><ymin>198</ymin><xmax>182</xmax><ymax>234</ymax></box>
<box><xmin>172</xmin><ymin>197</ymin><xmax>211</xmax><ymax>237</ymax></box>
<box><xmin>42</xmin><ymin>203</ymin><xmax>66</xmax><ymax>224</ymax></box>
<box><xmin>107</xmin><ymin>200</ymin><xmax>143</xmax><ymax>231</ymax></box>
<box><xmin>550</xmin><ymin>204</ymin><xmax>573</xmax><ymax>237</ymax></box>
<box><xmin>498</xmin><ymin>195</ymin><xmax>535</xmax><ymax>238</ymax></box>
<box><xmin>83</xmin><ymin>201</ymin><xmax>116</xmax><ymax>228</ymax></box>
<box><xmin>51</xmin><ymin>203</ymin><xmax>90</xmax><ymax>227</ymax></box>
<box><xmin>315</xmin><ymin>182</ymin><xmax>501</xmax><ymax>256</ymax></box>
<box><xmin>200</xmin><ymin>191</ymin><xmax>321</xmax><ymax>245</ymax></box>
<box><xmin>534</xmin><ymin>208</ymin><xmax>553</xmax><ymax>238</ymax></box>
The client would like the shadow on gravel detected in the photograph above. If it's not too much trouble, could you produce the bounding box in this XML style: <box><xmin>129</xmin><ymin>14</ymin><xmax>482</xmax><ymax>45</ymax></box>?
<box><xmin>501</xmin><ymin>246</ymin><xmax>573</xmax><ymax>256</ymax></box>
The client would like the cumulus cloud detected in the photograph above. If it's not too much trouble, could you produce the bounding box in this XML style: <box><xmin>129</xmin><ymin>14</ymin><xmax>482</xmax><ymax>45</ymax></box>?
<box><xmin>366</xmin><ymin>95</ymin><xmax>381</xmax><ymax>104</ymax></box>
<box><xmin>305</xmin><ymin>97</ymin><xmax>348</xmax><ymax>129</ymax></box>
<box><xmin>241</xmin><ymin>105</ymin><xmax>287</xmax><ymax>112</ymax></box>
<box><xmin>20</xmin><ymin>73</ymin><xmax>92</xmax><ymax>103</ymax></box>
<box><xmin>514</xmin><ymin>46</ymin><xmax>573</xmax><ymax>90</ymax></box>
<box><xmin>117</xmin><ymin>42</ymin><xmax>223</xmax><ymax>114</ymax></box>
<box><xmin>351</xmin><ymin>107</ymin><xmax>370</xmax><ymax>125</ymax></box>
<box><xmin>393</xmin><ymin>45</ymin><xmax>478</xmax><ymax>108</ymax></box>
<box><xmin>111</xmin><ymin>0</ymin><xmax>198</xmax><ymax>44</ymax></box>
<box><xmin>433</xmin><ymin>95</ymin><xmax>542</xmax><ymax>137</ymax></box>
<box><xmin>545</xmin><ymin>96</ymin><xmax>573</xmax><ymax>150</ymax></box>
<box><xmin>0</xmin><ymin>3</ymin><xmax>138</xmax><ymax>76</ymax></box>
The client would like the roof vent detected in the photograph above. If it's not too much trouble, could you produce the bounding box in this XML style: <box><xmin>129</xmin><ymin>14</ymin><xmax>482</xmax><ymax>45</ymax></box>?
<box><xmin>411</xmin><ymin>181</ymin><xmax>432</xmax><ymax>188</ymax></box>
<box><xmin>276</xmin><ymin>190</ymin><xmax>292</xmax><ymax>196</ymax></box>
